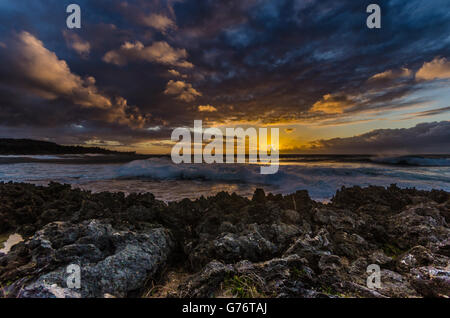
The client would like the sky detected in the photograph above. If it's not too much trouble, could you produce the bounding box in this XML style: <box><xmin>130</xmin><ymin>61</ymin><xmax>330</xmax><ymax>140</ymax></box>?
<box><xmin>0</xmin><ymin>0</ymin><xmax>449</xmax><ymax>154</ymax></box>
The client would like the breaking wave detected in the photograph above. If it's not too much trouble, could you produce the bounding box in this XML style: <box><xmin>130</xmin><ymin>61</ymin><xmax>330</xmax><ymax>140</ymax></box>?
<box><xmin>116</xmin><ymin>158</ymin><xmax>287</xmax><ymax>184</ymax></box>
<box><xmin>1</xmin><ymin>156</ymin><xmax>449</xmax><ymax>201</ymax></box>
<box><xmin>114</xmin><ymin>157</ymin><xmax>450</xmax><ymax>198</ymax></box>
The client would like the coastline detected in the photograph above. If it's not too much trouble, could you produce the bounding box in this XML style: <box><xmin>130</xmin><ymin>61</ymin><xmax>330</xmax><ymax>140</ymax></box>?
<box><xmin>0</xmin><ymin>182</ymin><xmax>448</xmax><ymax>298</ymax></box>
<box><xmin>1</xmin><ymin>153</ymin><xmax>449</xmax><ymax>203</ymax></box>
<box><xmin>0</xmin><ymin>154</ymin><xmax>161</xmax><ymax>165</ymax></box>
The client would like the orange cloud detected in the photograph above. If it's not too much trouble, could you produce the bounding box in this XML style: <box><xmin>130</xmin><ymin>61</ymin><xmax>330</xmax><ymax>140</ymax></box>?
<box><xmin>140</xmin><ymin>13</ymin><xmax>176</xmax><ymax>32</ymax></box>
<box><xmin>164</xmin><ymin>80</ymin><xmax>202</xmax><ymax>102</ymax></box>
<box><xmin>103</xmin><ymin>41</ymin><xmax>194</xmax><ymax>68</ymax></box>
<box><xmin>370</xmin><ymin>67</ymin><xmax>411</xmax><ymax>81</ymax></box>
<box><xmin>310</xmin><ymin>94</ymin><xmax>354</xmax><ymax>114</ymax></box>
<box><xmin>10</xmin><ymin>31</ymin><xmax>145</xmax><ymax>128</ymax></box>
<box><xmin>15</xmin><ymin>32</ymin><xmax>110</xmax><ymax>108</ymax></box>
<box><xmin>198</xmin><ymin>105</ymin><xmax>218</xmax><ymax>112</ymax></box>
<box><xmin>416</xmin><ymin>57</ymin><xmax>450</xmax><ymax>81</ymax></box>
<box><xmin>63</xmin><ymin>31</ymin><xmax>90</xmax><ymax>57</ymax></box>
<box><xmin>168</xmin><ymin>69</ymin><xmax>188</xmax><ymax>79</ymax></box>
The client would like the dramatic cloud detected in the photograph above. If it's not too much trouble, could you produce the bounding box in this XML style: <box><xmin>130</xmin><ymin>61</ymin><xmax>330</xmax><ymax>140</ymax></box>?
<box><xmin>168</xmin><ymin>69</ymin><xmax>180</xmax><ymax>76</ymax></box>
<box><xmin>198</xmin><ymin>105</ymin><xmax>217</xmax><ymax>112</ymax></box>
<box><xmin>63</xmin><ymin>31</ymin><xmax>91</xmax><ymax>57</ymax></box>
<box><xmin>164</xmin><ymin>80</ymin><xmax>201</xmax><ymax>102</ymax></box>
<box><xmin>0</xmin><ymin>0</ymin><xmax>449</xmax><ymax>151</ymax></box>
<box><xmin>11</xmin><ymin>31</ymin><xmax>111</xmax><ymax>108</ymax></box>
<box><xmin>168</xmin><ymin>69</ymin><xmax>187</xmax><ymax>78</ymax></box>
<box><xmin>302</xmin><ymin>121</ymin><xmax>450</xmax><ymax>154</ymax></box>
<box><xmin>370</xmin><ymin>68</ymin><xmax>412</xmax><ymax>81</ymax></box>
<box><xmin>310</xmin><ymin>94</ymin><xmax>355</xmax><ymax>114</ymax></box>
<box><xmin>140</xmin><ymin>13</ymin><xmax>176</xmax><ymax>32</ymax></box>
<box><xmin>0</xmin><ymin>31</ymin><xmax>146</xmax><ymax>128</ymax></box>
<box><xmin>416</xmin><ymin>57</ymin><xmax>450</xmax><ymax>81</ymax></box>
<box><xmin>103</xmin><ymin>41</ymin><xmax>193</xmax><ymax>68</ymax></box>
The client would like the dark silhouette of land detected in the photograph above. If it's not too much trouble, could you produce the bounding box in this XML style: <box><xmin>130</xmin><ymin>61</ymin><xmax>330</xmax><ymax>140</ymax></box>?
<box><xmin>0</xmin><ymin>138</ymin><xmax>134</xmax><ymax>155</ymax></box>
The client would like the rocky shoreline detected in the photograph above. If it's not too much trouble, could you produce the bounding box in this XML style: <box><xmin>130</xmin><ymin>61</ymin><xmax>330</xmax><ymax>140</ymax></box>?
<box><xmin>0</xmin><ymin>182</ymin><xmax>448</xmax><ymax>298</ymax></box>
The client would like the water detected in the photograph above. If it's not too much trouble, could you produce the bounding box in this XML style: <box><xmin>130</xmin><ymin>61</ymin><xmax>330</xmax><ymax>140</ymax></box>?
<box><xmin>0</xmin><ymin>155</ymin><xmax>449</xmax><ymax>202</ymax></box>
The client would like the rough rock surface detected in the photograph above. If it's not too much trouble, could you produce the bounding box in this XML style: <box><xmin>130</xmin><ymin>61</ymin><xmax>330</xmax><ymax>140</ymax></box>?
<box><xmin>1</xmin><ymin>218</ymin><xmax>174</xmax><ymax>298</ymax></box>
<box><xmin>0</xmin><ymin>182</ymin><xmax>449</xmax><ymax>298</ymax></box>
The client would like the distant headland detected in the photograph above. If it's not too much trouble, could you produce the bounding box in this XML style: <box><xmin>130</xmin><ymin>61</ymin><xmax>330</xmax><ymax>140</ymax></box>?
<box><xmin>0</xmin><ymin>138</ymin><xmax>134</xmax><ymax>155</ymax></box>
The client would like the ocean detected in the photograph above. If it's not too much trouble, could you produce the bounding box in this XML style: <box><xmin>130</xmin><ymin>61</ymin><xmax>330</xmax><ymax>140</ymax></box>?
<box><xmin>0</xmin><ymin>154</ymin><xmax>449</xmax><ymax>202</ymax></box>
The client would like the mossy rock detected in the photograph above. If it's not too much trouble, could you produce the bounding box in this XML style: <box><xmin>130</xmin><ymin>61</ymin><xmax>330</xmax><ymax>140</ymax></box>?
<box><xmin>382</xmin><ymin>243</ymin><xmax>406</xmax><ymax>258</ymax></box>
<box><xmin>223</xmin><ymin>274</ymin><xmax>267</xmax><ymax>298</ymax></box>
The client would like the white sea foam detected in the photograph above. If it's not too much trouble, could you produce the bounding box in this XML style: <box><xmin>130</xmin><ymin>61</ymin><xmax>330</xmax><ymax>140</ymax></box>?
<box><xmin>0</xmin><ymin>156</ymin><xmax>449</xmax><ymax>201</ymax></box>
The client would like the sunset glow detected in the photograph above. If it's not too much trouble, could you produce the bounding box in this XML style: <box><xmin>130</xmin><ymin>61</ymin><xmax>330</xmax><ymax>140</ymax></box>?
<box><xmin>0</xmin><ymin>1</ymin><xmax>448</xmax><ymax>154</ymax></box>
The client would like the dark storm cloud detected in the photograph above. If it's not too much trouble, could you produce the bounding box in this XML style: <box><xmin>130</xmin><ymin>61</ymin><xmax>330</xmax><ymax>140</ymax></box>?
<box><xmin>169</xmin><ymin>0</ymin><xmax>450</xmax><ymax>123</ymax></box>
<box><xmin>300</xmin><ymin>121</ymin><xmax>450</xmax><ymax>154</ymax></box>
<box><xmin>0</xmin><ymin>0</ymin><xmax>449</xmax><ymax>147</ymax></box>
